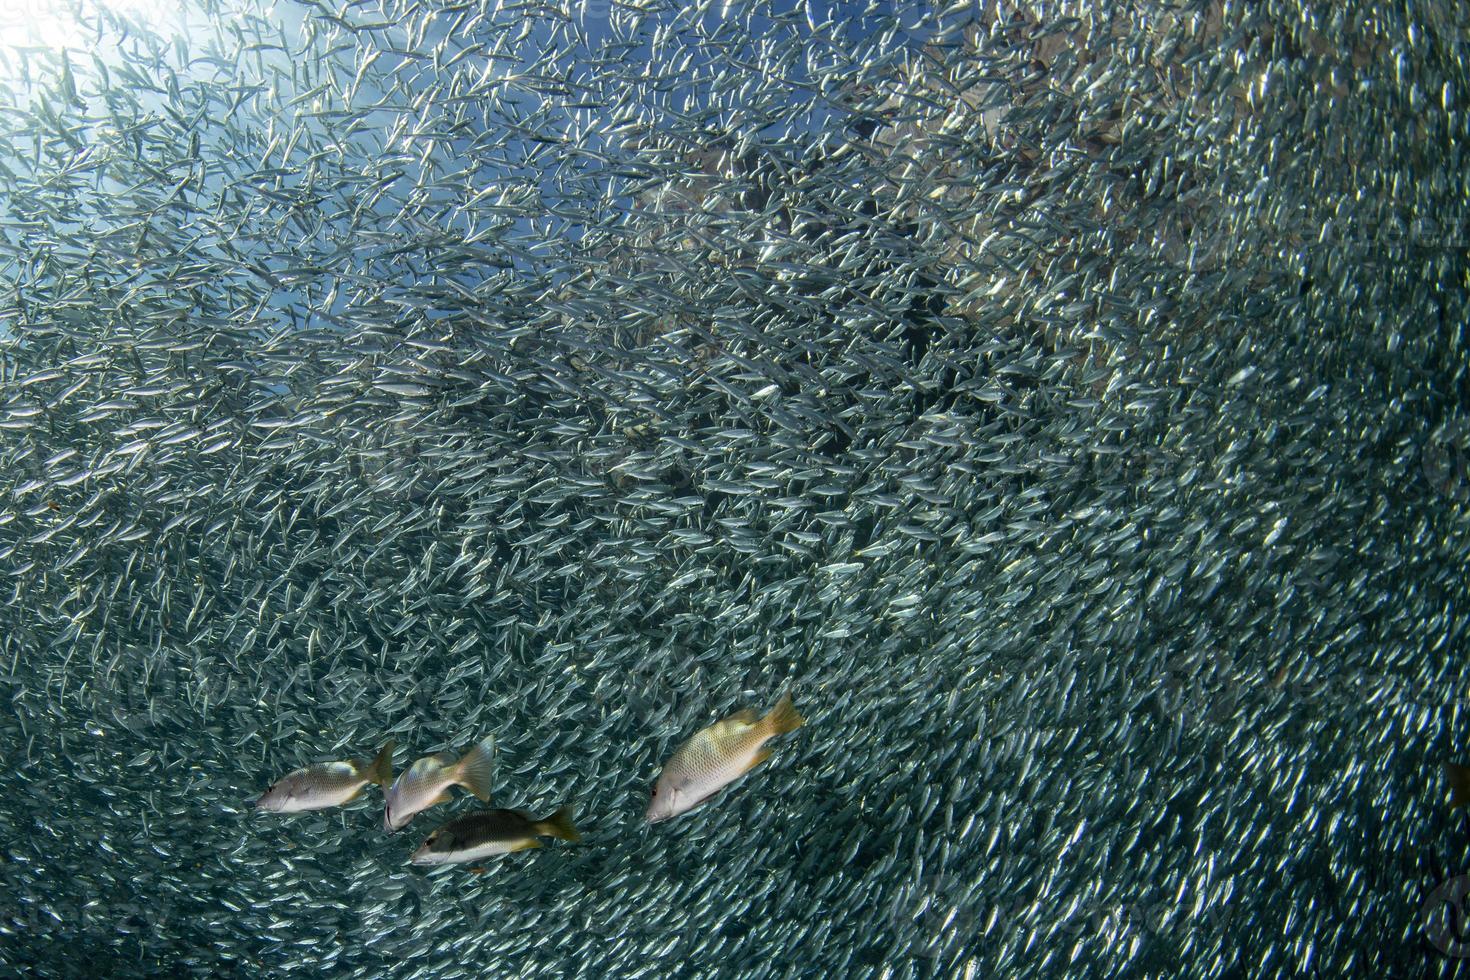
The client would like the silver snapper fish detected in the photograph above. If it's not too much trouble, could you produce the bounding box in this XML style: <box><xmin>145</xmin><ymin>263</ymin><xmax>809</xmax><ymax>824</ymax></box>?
<box><xmin>647</xmin><ymin>693</ymin><xmax>804</xmax><ymax>824</ymax></box>
<box><xmin>409</xmin><ymin>805</ymin><xmax>580</xmax><ymax>865</ymax></box>
<box><xmin>384</xmin><ymin>735</ymin><xmax>496</xmax><ymax>831</ymax></box>
<box><xmin>255</xmin><ymin>741</ymin><xmax>395</xmax><ymax>813</ymax></box>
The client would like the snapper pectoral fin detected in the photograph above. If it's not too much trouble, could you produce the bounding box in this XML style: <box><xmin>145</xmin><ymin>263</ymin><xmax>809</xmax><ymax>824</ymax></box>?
<box><xmin>687</xmin><ymin>786</ymin><xmax>728</xmax><ymax>812</ymax></box>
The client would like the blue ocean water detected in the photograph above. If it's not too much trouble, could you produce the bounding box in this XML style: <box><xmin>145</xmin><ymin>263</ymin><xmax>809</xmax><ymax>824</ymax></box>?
<box><xmin>0</xmin><ymin>1</ymin><xmax>1467</xmax><ymax>976</ymax></box>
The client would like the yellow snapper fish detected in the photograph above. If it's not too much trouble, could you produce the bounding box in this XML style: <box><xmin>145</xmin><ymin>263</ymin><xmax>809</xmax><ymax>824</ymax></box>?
<box><xmin>409</xmin><ymin>805</ymin><xmax>580</xmax><ymax>865</ymax></box>
<box><xmin>647</xmin><ymin>692</ymin><xmax>804</xmax><ymax>824</ymax></box>
<box><xmin>255</xmin><ymin>741</ymin><xmax>395</xmax><ymax>813</ymax></box>
<box><xmin>383</xmin><ymin>735</ymin><xmax>496</xmax><ymax>831</ymax></box>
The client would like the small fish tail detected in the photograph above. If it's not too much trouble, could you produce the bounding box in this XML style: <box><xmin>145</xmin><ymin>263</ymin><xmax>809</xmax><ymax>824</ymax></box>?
<box><xmin>762</xmin><ymin>692</ymin><xmax>804</xmax><ymax>737</ymax></box>
<box><xmin>1446</xmin><ymin>762</ymin><xmax>1470</xmax><ymax>809</ymax></box>
<box><xmin>368</xmin><ymin>740</ymin><xmax>396</xmax><ymax>787</ymax></box>
<box><xmin>538</xmin><ymin>804</ymin><xmax>580</xmax><ymax>842</ymax></box>
<box><xmin>456</xmin><ymin>735</ymin><xmax>496</xmax><ymax>802</ymax></box>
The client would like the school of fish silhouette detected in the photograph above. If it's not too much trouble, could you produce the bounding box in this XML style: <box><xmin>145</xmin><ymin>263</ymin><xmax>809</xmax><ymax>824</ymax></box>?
<box><xmin>0</xmin><ymin>0</ymin><xmax>1467</xmax><ymax>976</ymax></box>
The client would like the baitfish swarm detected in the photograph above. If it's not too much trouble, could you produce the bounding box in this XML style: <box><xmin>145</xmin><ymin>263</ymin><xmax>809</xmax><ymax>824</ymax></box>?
<box><xmin>0</xmin><ymin>0</ymin><xmax>1467</xmax><ymax>977</ymax></box>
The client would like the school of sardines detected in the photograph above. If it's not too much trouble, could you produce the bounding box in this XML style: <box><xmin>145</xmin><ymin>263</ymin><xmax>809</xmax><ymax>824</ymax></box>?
<box><xmin>0</xmin><ymin>0</ymin><xmax>1466</xmax><ymax>977</ymax></box>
